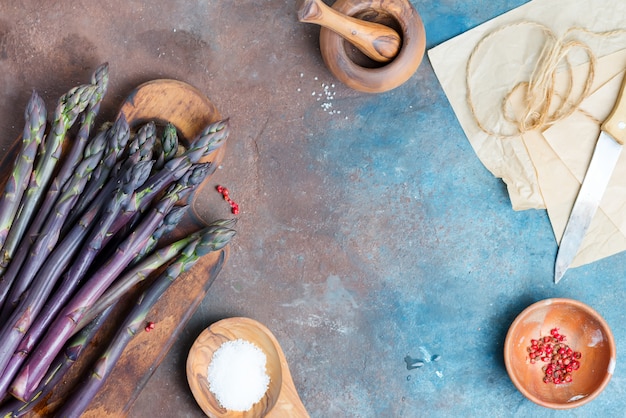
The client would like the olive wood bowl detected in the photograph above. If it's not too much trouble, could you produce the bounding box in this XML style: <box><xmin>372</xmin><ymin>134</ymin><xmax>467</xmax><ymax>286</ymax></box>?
<box><xmin>187</xmin><ymin>317</ymin><xmax>309</xmax><ymax>417</ymax></box>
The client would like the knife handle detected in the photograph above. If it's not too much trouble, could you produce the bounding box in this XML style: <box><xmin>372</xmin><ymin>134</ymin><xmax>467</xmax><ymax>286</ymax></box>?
<box><xmin>602</xmin><ymin>72</ymin><xmax>626</xmax><ymax>145</ymax></box>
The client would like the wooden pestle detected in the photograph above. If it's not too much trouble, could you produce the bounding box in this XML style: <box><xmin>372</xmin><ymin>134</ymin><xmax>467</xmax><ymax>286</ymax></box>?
<box><xmin>298</xmin><ymin>0</ymin><xmax>401</xmax><ymax>63</ymax></box>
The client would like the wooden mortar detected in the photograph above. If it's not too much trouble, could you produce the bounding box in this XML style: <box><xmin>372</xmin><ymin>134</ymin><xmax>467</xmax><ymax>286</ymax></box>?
<box><xmin>317</xmin><ymin>0</ymin><xmax>426</xmax><ymax>93</ymax></box>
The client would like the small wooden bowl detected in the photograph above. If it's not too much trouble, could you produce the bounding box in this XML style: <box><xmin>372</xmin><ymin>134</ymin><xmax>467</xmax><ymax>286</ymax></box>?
<box><xmin>186</xmin><ymin>317</ymin><xmax>308</xmax><ymax>418</ymax></box>
<box><xmin>319</xmin><ymin>0</ymin><xmax>426</xmax><ymax>93</ymax></box>
<box><xmin>504</xmin><ymin>298</ymin><xmax>616</xmax><ymax>409</ymax></box>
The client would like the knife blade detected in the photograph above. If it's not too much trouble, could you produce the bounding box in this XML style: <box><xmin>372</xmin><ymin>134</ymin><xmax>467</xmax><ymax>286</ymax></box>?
<box><xmin>554</xmin><ymin>73</ymin><xmax>626</xmax><ymax>283</ymax></box>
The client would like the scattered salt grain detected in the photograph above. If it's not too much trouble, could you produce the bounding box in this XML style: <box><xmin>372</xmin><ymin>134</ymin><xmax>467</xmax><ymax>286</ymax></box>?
<box><xmin>296</xmin><ymin>71</ymin><xmax>344</xmax><ymax>117</ymax></box>
<box><xmin>208</xmin><ymin>339</ymin><xmax>270</xmax><ymax>412</ymax></box>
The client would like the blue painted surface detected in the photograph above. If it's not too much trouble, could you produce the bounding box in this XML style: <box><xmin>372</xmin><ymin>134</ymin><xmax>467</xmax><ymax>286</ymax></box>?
<box><xmin>147</xmin><ymin>0</ymin><xmax>626</xmax><ymax>416</ymax></box>
<box><xmin>277</xmin><ymin>1</ymin><xmax>626</xmax><ymax>415</ymax></box>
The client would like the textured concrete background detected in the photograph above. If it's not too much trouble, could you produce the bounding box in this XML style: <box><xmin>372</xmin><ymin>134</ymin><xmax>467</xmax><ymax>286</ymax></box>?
<box><xmin>1</xmin><ymin>0</ymin><xmax>625</xmax><ymax>416</ymax></box>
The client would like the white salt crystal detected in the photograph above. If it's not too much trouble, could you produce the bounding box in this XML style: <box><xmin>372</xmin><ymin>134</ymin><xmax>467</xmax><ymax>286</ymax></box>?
<box><xmin>207</xmin><ymin>339</ymin><xmax>270</xmax><ymax>412</ymax></box>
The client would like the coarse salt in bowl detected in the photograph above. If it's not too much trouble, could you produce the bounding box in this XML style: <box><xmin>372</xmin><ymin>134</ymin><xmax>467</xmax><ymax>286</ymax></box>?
<box><xmin>187</xmin><ymin>317</ymin><xmax>283</xmax><ymax>417</ymax></box>
<box><xmin>208</xmin><ymin>339</ymin><xmax>270</xmax><ymax>411</ymax></box>
<box><xmin>504</xmin><ymin>298</ymin><xmax>616</xmax><ymax>409</ymax></box>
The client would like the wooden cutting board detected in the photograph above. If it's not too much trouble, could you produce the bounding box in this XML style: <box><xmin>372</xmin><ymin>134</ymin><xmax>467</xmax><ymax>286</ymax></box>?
<box><xmin>0</xmin><ymin>79</ymin><xmax>231</xmax><ymax>416</ymax></box>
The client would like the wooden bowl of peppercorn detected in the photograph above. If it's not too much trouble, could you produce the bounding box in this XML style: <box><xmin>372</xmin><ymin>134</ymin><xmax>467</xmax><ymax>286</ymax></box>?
<box><xmin>504</xmin><ymin>298</ymin><xmax>616</xmax><ymax>409</ymax></box>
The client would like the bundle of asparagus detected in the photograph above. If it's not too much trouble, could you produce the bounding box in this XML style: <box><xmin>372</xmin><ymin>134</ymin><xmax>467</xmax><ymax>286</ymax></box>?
<box><xmin>0</xmin><ymin>63</ymin><xmax>236</xmax><ymax>416</ymax></box>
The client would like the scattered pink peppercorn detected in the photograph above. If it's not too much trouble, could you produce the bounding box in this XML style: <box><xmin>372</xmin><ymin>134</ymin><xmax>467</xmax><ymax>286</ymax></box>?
<box><xmin>216</xmin><ymin>185</ymin><xmax>240</xmax><ymax>215</ymax></box>
<box><xmin>145</xmin><ymin>321</ymin><xmax>155</xmax><ymax>332</ymax></box>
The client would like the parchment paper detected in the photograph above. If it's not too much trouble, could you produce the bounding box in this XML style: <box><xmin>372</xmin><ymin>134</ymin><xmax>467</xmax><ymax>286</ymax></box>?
<box><xmin>428</xmin><ymin>0</ymin><xmax>626</xmax><ymax>268</ymax></box>
<box><xmin>531</xmin><ymin>61</ymin><xmax>626</xmax><ymax>267</ymax></box>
